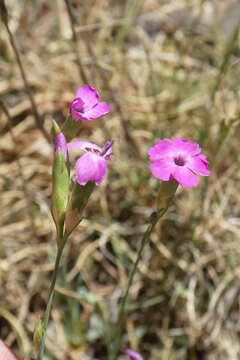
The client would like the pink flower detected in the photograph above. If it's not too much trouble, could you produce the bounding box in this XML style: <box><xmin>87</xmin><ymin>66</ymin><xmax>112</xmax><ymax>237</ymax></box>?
<box><xmin>68</xmin><ymin>140</ymin><xmax>113</xmax><ymax>185</ymax></box>
<box><xmin>0</xmin><ymin>340</ymin><xmax>20</xmax><ymax>360</ymax></box>
<box><xmin>124</xmin><ymin>349</ymin><xmax>144</xmax><ymax>360</ymax></box>
<box><xmin>70</xmin><ymin>85</ymin><xmax>110</xmax><ymax>122</ymax></box>
<box><xmin>148</xmin><ymin>138</ymin><xmax>210</xmax><ymax>188</ymax></box>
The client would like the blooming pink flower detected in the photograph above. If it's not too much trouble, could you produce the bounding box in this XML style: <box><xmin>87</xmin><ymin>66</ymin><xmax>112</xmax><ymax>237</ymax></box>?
<box><xmin>124</xmin><ymin>349</ymin><xmax>144</xmax><ymax>360</ymax></box>
<box><xmin>70</xmin><ymin>85</ymin><xmax>110</xmax><ymax>122</ymax></box>
<box><xmin>68</xmin><ymin>140</ymin><xmax>113</xmax><ymax>185</ymax></box>
<box><xmin>148</xmin><ymin>138</ymin><xmax>210</xmax><ymax>188</ymax></box>
<box><xmin>0</xmin><ymin>340</ymin><xmax>20</xmax><ymax>360</ymax></box>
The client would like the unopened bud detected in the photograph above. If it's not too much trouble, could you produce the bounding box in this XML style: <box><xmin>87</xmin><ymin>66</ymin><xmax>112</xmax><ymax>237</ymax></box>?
<box><xmin>124</xmin><ymin>349</ymin><xmax>144</xmax><ymax>360</ymax></box>
<box><xmin>54</xmin><ymin>132</ymin><xmax>68</xmax><ymax>161</ymax></box>
<box><xmin>52</xmin><ymin>132</ymin><xmax>70</xmax><ymax>246</ymax></box>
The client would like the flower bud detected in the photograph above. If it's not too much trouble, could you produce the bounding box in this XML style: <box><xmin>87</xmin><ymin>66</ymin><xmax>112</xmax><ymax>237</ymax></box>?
<box><xmin>54</xmin><ymin>131</ymin><xmax>68</xmax><ymax>161</ymax></box>
<box><xmin>52</xmin><ymin>132</ymin><xmax>70</xmax><ymax>246</ymax></box>
<box><xmin>124</xmin><ymin>349</ymin><xmax>144</xmax><ymax>360</ymax></box>
<box><xmin>65</xmin><ymin>181</ymin><xmax>95</xmax><ymax>235</ymax></box>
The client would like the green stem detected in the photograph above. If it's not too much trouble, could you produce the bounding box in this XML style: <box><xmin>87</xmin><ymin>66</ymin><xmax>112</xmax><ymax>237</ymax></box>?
<box><xmin>110</xmin><ymin>208</ymin><xmax>168</xmax><ymax>360</ymax></box>
<box><xmin>38</xmin><ymin>241</ymin><xmax>66</xmax><ymax>360</ymax></box>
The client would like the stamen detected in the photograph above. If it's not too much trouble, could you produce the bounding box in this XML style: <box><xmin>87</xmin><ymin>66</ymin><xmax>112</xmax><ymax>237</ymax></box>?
<box><xmin>100</xmin><ymin>140</ymin><xmax>114</xmax><ymax>156</ymax></box>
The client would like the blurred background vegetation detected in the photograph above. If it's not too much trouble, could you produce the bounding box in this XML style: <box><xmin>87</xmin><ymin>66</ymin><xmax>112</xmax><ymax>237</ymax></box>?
<box><xmin>1</xmin><ymin>0</ymin><xmax>240</xmax><ymax>359</ymax></box>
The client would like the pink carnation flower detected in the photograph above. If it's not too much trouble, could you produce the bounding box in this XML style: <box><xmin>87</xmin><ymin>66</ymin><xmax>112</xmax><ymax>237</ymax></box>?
<box><xmin>68</xmin><ymin>140</ymin><xmax>113</xmax><ymax>185</ymax></box>
<box><xmin>70</xmin><ymin>85</ymin><xmax>110</xmax><ymax>122</ymax></box>
<box><xmin>124</xmin><ymin>349</ymin><xmax>144</xmax><ymax>360</ymax></box>
<box><xmin>148</xmin><ymin>138</ymin><xmax>210</xmax><ymax>188</ymax></box>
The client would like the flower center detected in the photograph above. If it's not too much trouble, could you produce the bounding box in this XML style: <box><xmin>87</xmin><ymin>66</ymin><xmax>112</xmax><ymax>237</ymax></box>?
<box><xmin>76</xmin><ymin>106</ymin><xmax>84</xmax><ymax>114</ymax></box>
<box><xmin>85</xmin><ymin>147</ymin><xmax>100</xmax><ymax>154</ymax></box>
<box><xmin>74</xmin><ymin>98</ymin><xmax>85</xmax><ymax>113</ymax></box>
<box><xmin>174</xmin><ymin>155</ymin><xmax>185</xmax><ymax>166</ymax></box>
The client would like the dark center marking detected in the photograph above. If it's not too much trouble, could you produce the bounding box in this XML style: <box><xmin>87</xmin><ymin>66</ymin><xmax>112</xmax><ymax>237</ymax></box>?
<box><xmin>174</xmin><ymin>155</ymin><xmax>185</xmax><ymax>166</ymax></box>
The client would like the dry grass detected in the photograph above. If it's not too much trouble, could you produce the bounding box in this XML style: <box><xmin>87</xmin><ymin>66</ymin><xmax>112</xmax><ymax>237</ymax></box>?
<box><xmin>1</xmin><ymin>0</ymin><xmax>240</xmax><ymax>359</ymax></box>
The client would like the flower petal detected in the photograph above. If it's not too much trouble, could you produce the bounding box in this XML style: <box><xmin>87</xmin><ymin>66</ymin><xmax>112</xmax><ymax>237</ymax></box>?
<box><xmin>124</xmin><ymin>349</ymin><xmax>144</xmax><ymax>360</ymax></box>
<box><xmin>172</xmin><ymin>138</ymin><xmax>201</xmax><ymax>156</ymax></box>
<box><xmin>81</xmin><ymin>102</ymin><xmax>110</xmax><ymax>121</ymax></box>
<box><xmin>148</xmin><ymin>139</ymin><xmax>174</xmax><ymax>161</ymax></box>
<box><xmin>173</xmin><ymin>166</ymin><xmax>198</xmax><ymax>188</ymax></box>
<box><xmin>187</xmin><ymin>156</ymin><xmax>211</xmax><ymax>176</ymax></box>
<box><xmin>68</xmin><ymin>141</ymin><xmax>102</xmax><ymax>154</ymax></box>
<box><xmin>198</xmin><ymin>154</ymin><xmax>209</xmax><ymax>165</ymax></box>
<box><xmin>75</xmin><ymin>85</ymin><xmax>99</xmax><ymax>110</ymax></box>
<box><xmin>150</xmin><ymin>158</ymin><xmax>173</xmax><ymax>181</ymax></box>
<box><xmin>75</xmin><ymin>153</ymin><xmax>107</xmax><ymax>185</ymax></box>
<box><xmin>0</xmin><ymin>340</ymin><xmax>20</xmax><ymax>360</ymax></box>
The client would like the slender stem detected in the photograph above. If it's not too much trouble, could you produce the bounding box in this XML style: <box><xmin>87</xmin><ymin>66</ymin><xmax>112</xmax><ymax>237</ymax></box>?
<box><xmin>110</xmin><ymin>208</ymin><xmax>168</xmax><ymax>360</ymax></box>
<box><xmin>117</xmin><ymin>217</ymin><xmax>158</xmax><ymax>329</ymax></box>
<box><xmin>38</xmin><ymin>243</ymin><xmax>65</xmax><ymax>360</ymax></box>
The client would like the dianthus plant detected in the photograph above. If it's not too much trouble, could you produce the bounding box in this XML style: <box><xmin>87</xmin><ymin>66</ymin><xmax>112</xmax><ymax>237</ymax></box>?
<box><xmin>37</xmin><ymin>85</ymin><xmax>112</xmax><ymax>360</ymax></box>
<box><xmin>109</xmin><ymin>138</ymin><xmax>210</xmax><ymax>360</ymax></box>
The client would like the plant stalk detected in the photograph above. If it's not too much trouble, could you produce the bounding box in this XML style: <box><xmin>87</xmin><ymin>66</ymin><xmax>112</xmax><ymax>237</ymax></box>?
<box><xmin>110</xmin><ymin>207</ymin><xmax>169</xmax><ymax>360</ymax></box>
<box><xmin>38</xmin><ymin>241</ymin><xmax>66</xmax><ymax>360</ymax></box>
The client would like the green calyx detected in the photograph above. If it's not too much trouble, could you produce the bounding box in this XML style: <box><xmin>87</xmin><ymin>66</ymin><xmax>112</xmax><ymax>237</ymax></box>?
<box><xmin>62</xmin><ymin>115</ymin><xmax>82</xmax><ymax>142</ymax></box>
<box><xmin>65</xmin><ymin>181</ymin><xmax>95</xmax><ymax>236</ymax></box>
<box><xmin>51</xmin><ymin>119</ymin><xmax>61</xmax><ymax>143</ymax></box>
<box><xmin>157</xmin><ymin>179</ymin><xmax>178</xmax><ymax>214</ymax></box>
<box><xmin>52</xmin><ymin>151</ymin><xmax>70</xmax><ymax>246</ymax></box>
